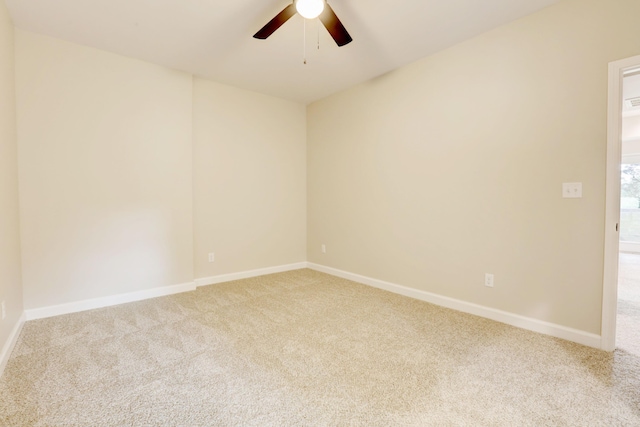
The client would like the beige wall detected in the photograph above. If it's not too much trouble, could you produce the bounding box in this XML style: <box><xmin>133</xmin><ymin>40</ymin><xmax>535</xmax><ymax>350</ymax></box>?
<box><xmin>0</xmin><ymin>1</ymin><xmax>24</xmax><ymax>347</ymax></box>
<box><xmin>307</xmin><ymin>0</ymin><xmax>640</xmax><ymax>334</ymax></box>
<box><xmin>13</xmin><ymin>30</ymin><xmax>307</xmax><ymax>310</ymax></box>
<box><xmin>16</xmin><ymin>30</ymin><xmax>194</xmax><ymax>309</ymax></box>
<box><xmin>193</xmin><ymin>79</ymin><xmax>306</xmax><ymax>279</ymax></box>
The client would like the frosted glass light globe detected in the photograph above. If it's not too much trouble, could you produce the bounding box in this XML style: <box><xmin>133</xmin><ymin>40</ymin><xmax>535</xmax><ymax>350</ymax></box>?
<box><xmin>296</xmin><ymin>0</ymin><xmax>325</xmax><ymax>19</ymax></box>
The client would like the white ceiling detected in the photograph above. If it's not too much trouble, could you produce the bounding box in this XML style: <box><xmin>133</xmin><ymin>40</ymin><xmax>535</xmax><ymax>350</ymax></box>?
<box><xmin>5</xmin><ymin>0</ymin><xmax>561</xmax><ymax>104</ymax></box>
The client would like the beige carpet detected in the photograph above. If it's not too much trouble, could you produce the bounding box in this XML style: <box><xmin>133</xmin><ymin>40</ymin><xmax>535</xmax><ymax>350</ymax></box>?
<box><xmin>1</xmin><ymin>269</ymin><xmax>639</xmax><ymax>426</ymax></box>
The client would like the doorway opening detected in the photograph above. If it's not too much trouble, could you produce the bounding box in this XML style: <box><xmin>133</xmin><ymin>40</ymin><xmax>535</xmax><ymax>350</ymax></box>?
<box><xmin>603</xmin><ymin>55</ymin><xmax>640</xmax><ymax>352</ymax></box>
<box><xmin>616</xmin><ymin>70</ymin><xmax>640</xmax><ymax>355</ymax></box>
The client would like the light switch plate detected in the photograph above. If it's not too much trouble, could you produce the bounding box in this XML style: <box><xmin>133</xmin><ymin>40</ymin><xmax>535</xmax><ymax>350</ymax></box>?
<box><xmin>563</xmin><ymin>182</ymin><xmax>582</xmax><ymax>198</ymax></box>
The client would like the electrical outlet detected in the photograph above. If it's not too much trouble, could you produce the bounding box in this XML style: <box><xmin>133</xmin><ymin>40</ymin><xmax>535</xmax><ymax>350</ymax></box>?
<box><xmin>1</xmin><ymin>301</ymin><xmax>5</xmax><ymax>320</ymax></box>
<box><xmin>321</xmin><ymin>244</ymin><xmax>326</xmax><ymax>254</ymax></box>
<box><xmin>485</xmin><ymin>274</ymin><xmax>494</xmax><ymax>288</ymax></box>
<box><xmin>208</xmin><ymin>253</ymin><xmax>215</xmax><ymax>263</ymax></box>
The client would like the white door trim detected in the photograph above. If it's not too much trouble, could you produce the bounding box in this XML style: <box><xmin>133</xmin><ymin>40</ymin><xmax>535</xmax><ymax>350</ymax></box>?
<box><xmin>602</xmin><ymin>54</ymin><xmax>640</xmax><ymax>352</ymax></box>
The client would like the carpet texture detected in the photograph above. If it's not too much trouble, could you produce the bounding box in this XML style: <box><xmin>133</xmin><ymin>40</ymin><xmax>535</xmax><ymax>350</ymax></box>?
<box><xmin>1</xmin><ymin>269</ymin><xmax>639</xmax><ymax>426</ymax></box>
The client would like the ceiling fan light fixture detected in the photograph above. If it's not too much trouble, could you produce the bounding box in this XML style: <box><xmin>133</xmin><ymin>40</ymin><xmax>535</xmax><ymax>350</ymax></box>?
<box><xmin>253</xmin><ymin>0</ymin><xmax>351</xmax><ymax>47</ymax></box>
<box><xmin>295</xmin><ymin>0</ymin><xmax>325</xmax><ymax>19</ymax></box>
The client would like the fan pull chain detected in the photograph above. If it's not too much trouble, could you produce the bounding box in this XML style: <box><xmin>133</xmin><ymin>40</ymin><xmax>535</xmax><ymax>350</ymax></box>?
<box><xmin>317</xmin><ymin>19</ymin><xmax>320</xmax><ymax>50</ymax></box>
<box><xmin>303</xmin><ymin>19</ymin><xmax>307</xmax><ymax>65</ymax></box>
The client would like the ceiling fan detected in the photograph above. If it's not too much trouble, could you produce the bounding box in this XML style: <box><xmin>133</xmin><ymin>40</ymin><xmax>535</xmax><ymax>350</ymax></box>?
<box><xmin>254</xmin><ymin>0</ymin><xmax>353</xmax><ymax>47</ymax></box>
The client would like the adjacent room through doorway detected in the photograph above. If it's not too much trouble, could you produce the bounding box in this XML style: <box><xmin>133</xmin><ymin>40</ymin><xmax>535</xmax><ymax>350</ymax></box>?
<box><xmin>617</xmin><ymin>70</ymin><xmax>640</xmax><ymax>356</ymax></box>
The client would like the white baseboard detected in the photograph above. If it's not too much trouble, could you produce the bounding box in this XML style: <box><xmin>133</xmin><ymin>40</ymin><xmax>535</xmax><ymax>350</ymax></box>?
<box><xmin>0</xmin><ymin>312</ymin><xmax>26</xmax><ymax>377</ymax></box>
<box><xmin>23</xmin><ymin>261</ymin><xmax>309</xmax><ymax>321</ymax></box>
<box><xmin>195</xmin><ymin>262</ymin><xmax>308</xmax><ymax>288</ymax></box>
<box><xmin>17</xmin><ymin>261</ymin><xmax>603</xmax><ymax>350</ymax></box>
<box><xmin>25</xmin><ymin>281</ymin><xmax>197</xmax><ymax>321</ymax></box>
<box><xmin>308</xmin><ymin>263</ymin><xmax>602</xmax><ymax>349</ymax></box>
<box><xmin>619</xmin><ymin>241</ymin><xmax>640</xmax><ymax>253</ymax></box>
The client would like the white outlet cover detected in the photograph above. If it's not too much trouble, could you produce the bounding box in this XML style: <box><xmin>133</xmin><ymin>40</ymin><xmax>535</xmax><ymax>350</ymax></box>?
<box><xmin>485</xmin><ymin>274</ymin><xmax>494</xmax><ymax>287</ymax></box>
<box><xmin>562</xmin><ymin>182</ymin><xmax>582</xmax><ymax>198</ymax></box>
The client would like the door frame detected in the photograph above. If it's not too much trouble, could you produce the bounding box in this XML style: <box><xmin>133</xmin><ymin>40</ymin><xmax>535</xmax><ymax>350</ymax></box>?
<box><xmin>602</xmin><ymin>54</ymin><xmax>640</xmax><ymax>351</ymax></box>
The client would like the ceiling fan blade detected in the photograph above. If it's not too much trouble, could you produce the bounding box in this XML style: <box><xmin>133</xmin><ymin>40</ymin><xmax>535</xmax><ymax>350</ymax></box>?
<box><xmin>254</xmin><ymin>4</ymin><xmax>297</xmax><ymax>40</ymax></box>
<box><xmin>319</xmin><ymin>3</ymin><xmax>352</xmax><ymax>47</ymax></box>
